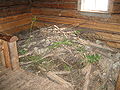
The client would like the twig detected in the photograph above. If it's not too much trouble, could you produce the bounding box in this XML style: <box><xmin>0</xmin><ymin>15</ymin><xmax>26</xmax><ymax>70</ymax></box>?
<box><xmin>38</xmin><ymin>66</ymin><xmax>47</xmax><ymax>72</ymax></box>
<box><xmin>41</xmin><ymin>54</ymin><xmax>54</xmax><ymax>59</ymax></box>
<box><xmin>59</xmin><ymin>57</ymin><xmax>73</xmax><ymax>67</ymax></box>
<box><xmin>19</xmin><ymin>51</ymin><xmax>33</xmax><ymax>58</ymax></box>
<box><xmin>20</xmin><ymin>61</ymin><xmax>33</xmax><ymax>65</ymax></box>
<box><xmin>53</xmin><ymin>71</ymin><xmax>70</xmax><ymax>75</ymax></box>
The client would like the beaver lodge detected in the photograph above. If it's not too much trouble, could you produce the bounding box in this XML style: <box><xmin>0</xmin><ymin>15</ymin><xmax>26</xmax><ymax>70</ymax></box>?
<box><xmin>0</xmin><ymin>0</ymin><xmax>120</xmax><ymax>90</ymax></box>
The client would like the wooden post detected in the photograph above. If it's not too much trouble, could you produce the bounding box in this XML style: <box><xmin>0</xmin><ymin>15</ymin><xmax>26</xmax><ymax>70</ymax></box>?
<box><xmin>8</xmin><ymin>41</ymin><xmax>20</xmax><ymax>70</ymax></box>
<box><xmin>0</xmin><ymin>43</ymin><xmax>5</xmax><ymax>67</ymax></box>
<box><xmin>2</xmin><ymin>41</ymin><xmax>12</xmax><ymax>69</ymax></box>
<box><xmin>0</xmin><ymin>33</ymin><xmax>19</xmax><ymax>70</ymax></box>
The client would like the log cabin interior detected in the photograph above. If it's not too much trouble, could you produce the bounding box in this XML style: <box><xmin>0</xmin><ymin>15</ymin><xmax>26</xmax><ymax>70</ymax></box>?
<box><xmin>0</xmin><ymin>0</ymin><xmax>120</xmax><ymax>90</ymax></box>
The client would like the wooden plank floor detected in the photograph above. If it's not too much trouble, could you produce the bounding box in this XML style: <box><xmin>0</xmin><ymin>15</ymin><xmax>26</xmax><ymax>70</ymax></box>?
<box><xmin>0</xmin><ymin>66</ymin><xmax>73</xmax><ymax>90</ymax></box>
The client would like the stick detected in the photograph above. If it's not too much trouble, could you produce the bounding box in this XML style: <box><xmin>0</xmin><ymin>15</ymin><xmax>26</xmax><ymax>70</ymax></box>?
<box><xmin>53</xmin><ymin>71</ymin><xmax>70</xmax><ymax>75</ymax></box>
<box><xmin>19</xmin><ymin>51</ymin><xmax>33</xmax><ymax>58</ymax></box>
<box><xmin>20</xmin><ymin>61</ymin><xmax>33</xmax><ymax>65</ymax></box>
<box><xmin>47</xmin><ymin>71</ymin><xmax>73</xmax><ymax>88</ymax></box>
<box><xmin>59</xmin><ymin>57</ymin><xmax>72</xmax><ymax>67</ymax></box>
<box><xmin>41</xmin><ymin>54</ymin><xmax>54</xmax><ymax>59</ymax></box>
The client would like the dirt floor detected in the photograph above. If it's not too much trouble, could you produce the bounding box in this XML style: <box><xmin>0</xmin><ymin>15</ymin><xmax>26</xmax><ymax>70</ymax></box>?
<box><xmin>16</xmin><ymin>24</ymin><xmax>120</xmax><ymax>90</ymax></box>
<box><xmin>0</xmin><ymin>66</ymin><xmax>72</xmax><ymax>90</ymax></box>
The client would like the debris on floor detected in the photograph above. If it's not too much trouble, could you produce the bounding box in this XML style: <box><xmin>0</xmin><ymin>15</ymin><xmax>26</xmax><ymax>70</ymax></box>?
<box><xmin>16</xmin><ymin>24</ymin><xmax>120</xmax><ymax>90</ymax></box>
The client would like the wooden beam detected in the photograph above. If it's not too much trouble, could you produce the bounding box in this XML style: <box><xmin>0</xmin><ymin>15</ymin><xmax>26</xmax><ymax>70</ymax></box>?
<box><xmin>0</xmin><ymin>5</ymin><xmax>29</xmax><ymax>12</ymax></box>
<box><xmin>0</xmin><ymin>9</ymin><xmax>30</xmax><ymax>17</ymax></box>
<box><xmin>0</xmin><ymin>1</ymin><xmax>29</xmax><ymax>7</ymax></box>
<box><xmin>32</xmin><ymin>2</ymin><xmax>77</xmax><ymax>9</ymax></box>
<box><xmin>31</xmin><ymin>8</ymin><xmax>61</xmax><ymax>16</ymax></box>
<box><xmin>36</xmin><ymin>15</ymin><xmax>120</xmax><ymax>32</ymax></box>
<box><xmin>32</xmin><ymin>0</ymin><xmax>77</xmax><ymax>2</ymax></box>
<box><xmin>3</xmin><ymin>24</ymin><xmax>31</xmax><ymax>34</ymax></box>
<box><xmin>0</xmin><ymin>17</ymin><xmax>31</xmax><ymax>32</ymax></box>
<box><xmin>0</xmin><ymin>13</ymin><xmax>32</xmax><ymax>24</ymax></box>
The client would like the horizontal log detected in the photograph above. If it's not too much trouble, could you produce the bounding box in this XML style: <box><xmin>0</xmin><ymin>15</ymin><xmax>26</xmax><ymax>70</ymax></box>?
<box><xmin>36</xmin><ymin>15</ymin><xmax>120</xmax><ymax>32</ymax></box>
<box><xmin>32</xmin><ymin>0</ymin><xmax>77</xmax><ymax>2</ymax></box>
<box><xmin>0</xmin><ymin>13</ymin><xmax>32</xmax><ymax>24</ymax></box>
<box><xmin>0</xmin><ymin>6</ymin><xmax>30</xmax><ymax>17</ymax></box>
<box><xmin>80</xmin><ymin>21</ymin><xmax>120</xmax><ymax>33</ymax></box>
<box><xmin>0</xmin><ymin>5</ymin><xmax>29</xmax><ymax>11</ymax></box>
<box><xmin>112</xmin><ymin>4</ymin><xmax>120</xmax><ymax>13</ymax></box>
<box><xmin>32</xmin><ymin>8</ymin><xmax>79</xmax><ymax>17</ymax></box>
<box><xmin>0</xmin><ymin>1</ymin><xmax>29</xmax><ymax>7</ymax></box>
<box><xmin>0</xmin><ymin>33</ymin><xmax>18</xmax><ymax>42</ymax></box>
<box><xmin>3</xmin><ymin>24</ymin><xmax>31</xmax><ymax>34</ymax></box>
<box><xmin>31</xmin><ymin>8</ymin><xmax>61</xmax><ymax>16</ymax></box>
<box><xmin>0</xmin><ymin>10</ymin><xmax>30</xmax><ymax>18</ymax></box>
<box><xmin>0</xmin><ymin>17</ymin><xmax>31</xmax><ymax>32</ymax></box>
<box><xmin>32</xmin><ymin>2</ymin><xmax>77</xmax><ymax>9</ymax></box>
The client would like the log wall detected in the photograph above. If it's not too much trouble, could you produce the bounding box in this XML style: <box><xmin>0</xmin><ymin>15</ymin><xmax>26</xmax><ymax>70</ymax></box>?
<box><xmin>0</xmin><ymin>0</ymin><xmax>120</xmax><ymax>34</ymax></box>
<box><xmin>31</xmin><ymin>0</ymin><xmax>120</xmax><ymax>48</ymax></box>
<box><xmin>31</xmin><ymin>0</ymin><xmax>120</xmax><ymax>27</ymax></box>
<box><xmin>0</xmin><ymin>0</ymin><xmax>32</xmax><ymax>34</ymax></box>
<box><xmin>0</xmin><ymin>0</ymin><xmax>120</xmax><ymax>48</ymax></box>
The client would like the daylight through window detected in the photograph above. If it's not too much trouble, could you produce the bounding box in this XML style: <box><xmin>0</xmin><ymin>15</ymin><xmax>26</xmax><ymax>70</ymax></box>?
<box><xmin>80</xmin><ymin>0</ymin><xmax>109</xmax><ymax>12</ymax></box>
